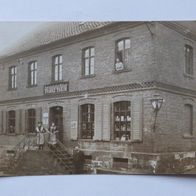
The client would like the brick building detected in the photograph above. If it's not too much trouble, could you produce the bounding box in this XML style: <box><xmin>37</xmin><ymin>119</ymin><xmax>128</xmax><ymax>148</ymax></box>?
<box><xmin>0</xmin><ymin>21</ymin><xmax>196</xmax><ymax>173</ymax></box>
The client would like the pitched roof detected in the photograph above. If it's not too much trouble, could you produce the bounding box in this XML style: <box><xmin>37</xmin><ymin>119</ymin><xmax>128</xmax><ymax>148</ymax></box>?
<box><xmin>0</xmin><ymin>22</ymin><xmax>112</xmax><ymax>59</ymax></box>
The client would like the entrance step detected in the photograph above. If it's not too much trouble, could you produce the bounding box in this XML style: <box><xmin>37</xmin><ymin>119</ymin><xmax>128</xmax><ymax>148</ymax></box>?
<box><xmin>5</xmin><ymin>150</ymin><xmax>72</xmax><ymax>176</ymax></box>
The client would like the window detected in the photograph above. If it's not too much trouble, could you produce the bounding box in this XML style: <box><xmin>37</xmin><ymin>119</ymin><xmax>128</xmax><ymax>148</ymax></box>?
<box><xmin>113</xmin><ymin>101</ymin><xmax>131</xmax><ymax>141</ymax></box>
<box><xmin>9</xmin><ymin>66</ymin><xmax>17</xmax><ymax>89</ymax></box>
<box><xmin>80</xmin><ymin>104</ymin><xmax>94</xmax><ymax>139</ymax></box>
<box><xmin>52</xmin><ymin>55</ymin><xmax>63</xmax><ymax>82</ymax></box>
<box><xmin>27</xmin><ymin>109</ymin><xmax>36</xmax><ymax>133</ymax></box>
<box><xmin>115</xmin><ymin>38</ymin><xmax>130</xmax><ymax>71</ymax></box>
<box><xmin>8</xmin><ymin>110</ymin><xmax>16</xmax><ymax>133</ymax></box>
<box><xmin>185</xmin><ymin>44</ymin><xmax>193</xmax><ymax>75</ymax></box>
<box><xmin>28</xmin><ymin>61</ymin><xmax>37</xmax><ymax>86</ymax></box>
<box><xmin>82</xmin><ymin>47</ymin><xmax>95</xmax><ymax>76</ymax></box>
<box><xmin>184</xmin><ymin>104</ymin><xmax>193</xmax><ymax>135</ymax></box>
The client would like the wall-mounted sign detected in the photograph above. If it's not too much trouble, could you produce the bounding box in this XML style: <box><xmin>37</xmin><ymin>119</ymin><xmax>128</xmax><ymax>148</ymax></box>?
<box><xmin>42</xmin><ymin>112</ymin><xmax>49</xmax><ymax>125</ymax></box>
<box><xmin>71</xmin><ymin>121</ymin><xmax>77</xmax><ymax>129</ymax></box>
<box><xmin>44</xmin><ymin>82</ymin><xmax>69</xmax><ymax>94</ymax></box>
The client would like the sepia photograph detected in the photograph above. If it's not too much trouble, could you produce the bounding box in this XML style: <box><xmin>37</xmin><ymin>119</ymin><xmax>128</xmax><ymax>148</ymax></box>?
<box><xmin>0</xmin><ymin>21</ymin><xmax>196</xmax><ymax>176</ymax></box>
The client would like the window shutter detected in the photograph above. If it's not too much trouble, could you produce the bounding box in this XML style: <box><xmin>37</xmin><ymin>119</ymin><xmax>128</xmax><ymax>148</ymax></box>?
<box><xmin>15</xmin><ymin>109</ymin><xmax>21</xmax><ymax>134</ymax></box>
<box><xmin>81</xmin><ymin>49</ymin><xmax>85</xmax><ymax>76</ymax></box>
<box><xmin>110</xmin><ymin>103</ymin><xmax>114</xmax><ymax>140</ymax></box>
<box><xmin>70</xmin><ymin>102</ymin><xmax>78</xmax><ymax>140</ymax></box>
<box><xmin>6</xmin><ymin>111</ymin><xmax>8</xmax><ymax>134</ymax></box>
<box><xmin>23</xmin><ymin>109</ymin><xmax>28</xmax><ymax>133</ymax></box>
<box><xmin>51</xmin><ymin>57</ymin><xmax>55</xmax><ymax>82</ymax></box>
<box><xmin>28</xmin><ymin>64</ymin><xmax>31</xmax><ymax>86</ymax></box>
<box><xmin>8</xmin><ymin>67</ymin><xmax>11</xmax><ymax>89</ymax></box>
<box><xmin>36</xmin><ymin>107</ymin><xmax>42</xmax><ymax>126</ymax></box>
<box><xmin>0</xmin><ymin>111</ymin><xmax>2</xmax><ymax>134</ymax></box>
<box><xmin>94</xmin><ymin>101</ymin><xmax>102</xmax><ymax>141</ymax></box>
<box><xmin>1</xmin><ymin>111</ymin><xmax>5</xmax><ymax>134</ymax></box>
<box><xmin>102</xmin><ymin>102</ymin><xmax>111</xmax><ymax>141</ymax></box>
<box><xmin>131</xmin><ymin>96</ymin><xmax>143</xmax><ymax>142</ymax></box>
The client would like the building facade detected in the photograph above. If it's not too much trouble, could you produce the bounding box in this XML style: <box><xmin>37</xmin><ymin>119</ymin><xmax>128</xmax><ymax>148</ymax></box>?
<box><xmin>0</xmin><ymin>22</ymin><xmax>196</xmax><ymax>173</ymax></box>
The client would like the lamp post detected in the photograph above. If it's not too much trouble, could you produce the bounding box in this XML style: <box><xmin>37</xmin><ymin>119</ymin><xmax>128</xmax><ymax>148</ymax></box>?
<box><xmin>151</xmin><ymin>98</ymin><xmax>164</xmax><ymax>132</ymax></box>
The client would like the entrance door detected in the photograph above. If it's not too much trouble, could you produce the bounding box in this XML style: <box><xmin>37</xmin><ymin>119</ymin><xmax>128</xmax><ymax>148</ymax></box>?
<box><xmin>49</xmin><ymin>106</ymin><xmax>64</xmax><ymax>142</ymax></box>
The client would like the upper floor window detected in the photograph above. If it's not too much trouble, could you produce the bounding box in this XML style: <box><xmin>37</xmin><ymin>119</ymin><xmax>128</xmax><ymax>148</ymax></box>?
<box><xmin>113</xmin><ymin>101</ymin><xmax>131</xmax><ymax>141</ymax></box>
<box><xmin>9</xmin><ymin>66</ymin><xmax>17</xmax><ymax>89</ymax></box>
<box><xmin>52</xmin><ymin>55</ymin><xmax>63</xmax><ymax>82</ymax></box>
<box><xmin>80</xmin><ymin>104</ymin><xmax>94</xmax><ymax>139</ymax></box>
<box><xmin>115</xmin><ymin>38</ymin><xmax>130</xmax><ymax>71</ymax></box>
<box><xmin>82</xmin><ymin>47</ymin><xmax>95</xmax><ymax>77</ymax></box>
<box><xmin>8</xmin><ymin>110</ymin><xmax>16</xmax><ymax>134</ymax></box>
<box><xmin>185</xmin><ymin>44</ymin><xmax>193</xmax><ymax>75</ymax></box>
<box><xmin>28</xmin><ymin>61</ymin><xmax>37</xmax><ymax>86</ymax></box>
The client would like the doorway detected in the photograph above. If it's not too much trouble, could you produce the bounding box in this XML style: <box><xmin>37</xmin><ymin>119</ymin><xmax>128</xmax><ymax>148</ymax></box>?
<box><xmin>49</xmin><ymin>106</ymin><xmax>64</xmax><ymax>142</ymax></box>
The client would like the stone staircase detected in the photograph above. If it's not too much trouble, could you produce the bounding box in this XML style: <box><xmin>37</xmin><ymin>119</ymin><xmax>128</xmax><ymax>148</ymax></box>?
<box><xmin>0</xmin><ymin>135</ymin><xmax>74</xmax><ymax>176</ymax></box>
<box><xmin>49</xmin><ymin>144</ymin><xmax>73</xmax><ymax>174</ymax></box>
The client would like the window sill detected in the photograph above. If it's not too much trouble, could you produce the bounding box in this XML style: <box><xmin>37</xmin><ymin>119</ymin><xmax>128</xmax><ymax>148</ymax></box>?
<box><xmin>79</xmin><ymin>139</ymin><xmax>93</xmax><ymax>142</ymax></box>
<box><xmin>27</xmin><ymin>85</ymin><xmax>38</xmax><ymax>88</ymax></box>
<box><xmin>111</xmin><ymin>139</ymin><xmax>142</xmax><ymax>143</ymax></box>
<box><xmin>8</xmin><ymin>88</ymin><xmax>17</xmax><ymax>91</ymax></box>
<box><xmin>183</xmin><ymin>134</ymin><xmax>194</xmax><ymax>139</ymax></box>
<box><xmin>7</xmin><ymin>133</ymin><xmax>17</xmax><ymax>136</ymax></box>
<box><xmin>80</xmin><ymin>74</ymin><xmax>96</xmax><ymax>79</ymax></box>
<box><xmin>113</xmin><ymin>68</ymin><xmax>132</xmax><ymax>74</ymax></box>
<box><xmin>50</xmin><ymin>80</ymin><xmax>64</xmax><ymax>84</ymax></box>
<box><xmin>183</xmin><ymin>73</ymin><xmax>194</xmax><ymax>79</ymax></box>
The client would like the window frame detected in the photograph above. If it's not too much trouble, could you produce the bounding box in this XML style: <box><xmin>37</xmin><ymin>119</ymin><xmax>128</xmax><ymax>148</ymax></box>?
<box><xmin>28</xmin><ymin>61</ymin><xmax>38</xmax><ymax>87</ymax></box>
<box><xmin>184</xmin><ymin>104</ymin><xmax>193</xmax><ymax>136</ymax></box>
<box><xmin>9</xmin><ymin>66</ymin><xmax>17</xmax><ymax>90</ymax></box>
<box><xmin>52</xmin><ymin>55</ymin><xmax>63</xmax><ymax>82</ymax></box>
<box><xmin>184</xmin><ymin>44</ymin><xmax>194</xmax><ymax>76</ymax></box>
<box><xmin>8</xmin><ymin>110</ymin><xmax>16</xmax><ymax>134</ymax></box>
<box><xmin>27</xmin><ymin>109</ymin><xmax>36</xmax><ymax>133</ymax></box>
<box><xmin>113</xmin><ymin>101</ymin><xmax>131</xmax><ymax>141</ymax></box>
<box><xmin>80</xmin><ymin>103</ymin><xmax>95</xmax><ymax>139</ymax></box>
<box><xmin>115</xmin><ymin>38</ymin><xmax>131</xmax><ymax>72</ymax></box>
<box><xmin>82</xmin><ymin>47</ymin><xmax>95</xmax><ymax>78</ymax></box>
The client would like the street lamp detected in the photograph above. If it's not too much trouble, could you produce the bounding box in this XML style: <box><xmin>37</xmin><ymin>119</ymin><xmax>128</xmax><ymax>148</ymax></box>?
<box><xmin>150</xmin><ymin>98</ymin><xmax>164</xmax><ymax>132</ymax></box>
<box><xmin>151</xmin><ymin>98</ymin><xmax>164</xmax><ymax>112</ymax></box>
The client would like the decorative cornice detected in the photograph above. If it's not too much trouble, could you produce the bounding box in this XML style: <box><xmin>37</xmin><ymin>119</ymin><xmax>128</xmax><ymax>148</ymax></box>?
<box><xmin>0</xmin><ymin>81</ymin><xmax>156</xmax><ymax>105</ymax></box>
<box><xmin>1</xmin><ymin>81</ymin><xmax>196</xmax><ymax>106</ymax></box>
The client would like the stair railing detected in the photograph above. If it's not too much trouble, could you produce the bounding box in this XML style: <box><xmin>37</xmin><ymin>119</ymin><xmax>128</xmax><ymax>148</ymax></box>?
<box><xmin>47</xmin><ymin>138</ymin><xmax>73</xmax><ymax>171</ymax></box>
<box><xmin>7</xmin><ymin>133</ymin><xmax>37</xmax><ymax>173</ymax></box>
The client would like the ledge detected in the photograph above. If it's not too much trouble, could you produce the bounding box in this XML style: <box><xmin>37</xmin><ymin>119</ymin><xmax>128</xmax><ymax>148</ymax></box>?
<box><xmin>49</xmin><ymin>80</ymin><xmax>65</xmax><ymax>85</ymax></box>
<box><xmin>80</xmin><ymin>74</ymin><xmax>96</xmax><ymax>79</ymax></box>
<box><xmin>7</xmin><ymin>87</ymin><xmax>17</xmax><ymax>91</ymax></box>
<box><xmin>27</xmin><ymin>84</ymin><xmax>38</xmax><ymax>88</ymax></box>
<box><xmin>183</xmin><ymin>73</ymin><xmax>194</xmax><ymax>79</ymax></box>
<box><xmin>183</xmin><ymin>134</ymin><xmax>194</xmax><ymax>139</ymax></box>
<box><xmin>112</xmin><ymin>68</ymin><xmax>132</xmax><ymax>74</ymax></box>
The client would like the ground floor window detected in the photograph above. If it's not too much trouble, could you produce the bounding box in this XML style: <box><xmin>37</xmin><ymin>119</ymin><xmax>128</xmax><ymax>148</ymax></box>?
<box><xmin>113</xmin><ymin>101</ymin><xmax>131</xmax><ymax>141</ymax></box>
<box><xmin>27</xmin><ymin>109</ymin><xmax>36</xmax><ymax>133</ymax></box>
<box><xmin>8</xmin><ymin>110</ymin><xmax>16</xmax><ymax>133</ymax></box>
<box><xmin>184</xmin><ymin>104</ymin><xmax>193</xmax><ymax>135</ymax></box>
<box><xmin>80</xmin><ymin>104</ymin><xmax>94</xmax><ymax>139</ymax></box>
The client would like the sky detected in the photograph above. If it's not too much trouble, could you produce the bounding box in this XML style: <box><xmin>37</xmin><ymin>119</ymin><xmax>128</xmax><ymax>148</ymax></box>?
<box><xmin>0</xmin><ymin>22</ymin><xmax>43</xmax><ymax>53</ymax></box>
<box><xmin>0</xmin><ymin>0</ymin><xmax>196</xmax><ymax>54</ymax></box>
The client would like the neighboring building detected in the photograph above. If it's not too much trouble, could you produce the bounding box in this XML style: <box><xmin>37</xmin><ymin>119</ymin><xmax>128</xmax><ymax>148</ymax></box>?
<box><xmin>0</xmin><ymin>21</ymin><xmax>196</xmax><ymax>173</ymax></box>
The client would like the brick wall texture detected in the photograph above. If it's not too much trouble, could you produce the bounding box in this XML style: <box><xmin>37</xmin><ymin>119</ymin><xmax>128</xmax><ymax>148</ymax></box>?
<box><xmin>0</xmin><ymin>22</ymin><xmax>196</xmax><ymax>168</ymax></box>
